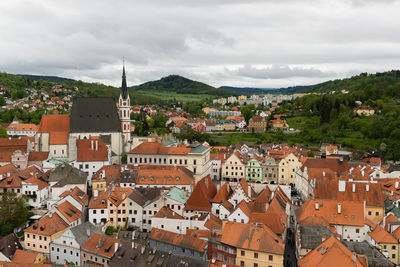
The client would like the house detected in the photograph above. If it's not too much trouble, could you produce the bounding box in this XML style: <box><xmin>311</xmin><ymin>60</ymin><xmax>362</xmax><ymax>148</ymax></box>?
<box><xmin>34</xmin><ymin>114</ymin><xmax>70</xmax><ymax>159</ymax></box>
<box><xmin>205</xmin><ymin>120</ymin><xmax>216</xmax><ymax>132</ymax></box>
<box><xmin>325</xmin><ymin>145</ymin><xmax>338</xmax><ymax>156</ymax></box>
<box><xmin>50</xmin><ymin>222</ymin><xmax>102</xmax><ymax>266</ymax></box>
<box><xmin>368</xmin><ymin>225</ymin><xmax>398</xmax><ymax>265</ymax></box>
<box><xmin>277</xmin><ymin>152</ymin><xmax>301</xmax><ymax>185</ymax></box>
<box><xmin>6</xmin><ymin>121</ymin><xmax>38</xmax><ymax>137</ymax></box>
<box><xmin>27</xmin><ymin>152</ymin><xmax>49</xmax><ymax>169</ymax></box>
<box><xmin>211</xmin><ymin>183</ymin><xmax>233</xmax><ymax>220</ymax></box>
<box><xmin>220</xmin><ymin>222</ymin><xmax>284</xmax><ymax>267</ymax></box>
<box><xmin>81</xmin><ymin>233</ymin><xmax>120</xmax><ymax>266</ymax></box>
<box><xmin>298</xmin><ymin>236</ymin><xmax>366</xmax><ymax>267</ymax></box>
<box><xmin>53</xmin><ymin>200</ymin><xmax>83</xmax><ymax>227</ymax></box>
<box><xmin>149</xmin><ymin>228</ymin><xmax>208</xmax><ymax>261</ymax></box>
<box><xmin>47</xmin><ymin>164</ymin><xmax>87</xmax><ymax>206</ymax></box>
<box><xmin>228</xmin><ymin>179</ymin><xmax>256</xmax><ymax>208</ymax></box>
<box><xmin>164</xmin><ymin>187</ymin><xmax>190</xmax><ymax>216</ymax></box>
<box><xmin>270</xmin><ymin>119</ymin><xmax>289</xmax><ymax>130</ymax></box>
<box><xmin>58</xmin><ymin>186</ymin><xmax>88</xmax><ymax>212</ymax></box>
<box><xmin>184</xmin><ymin>175</ymin><xmax>216</xmax><ymax>216</ymax></box>
<box><xmin>11</xmin><ymin>250</ymin><xmax>46</xmax><ymax>264</ymax></box>
<box><xmin>106</xmin><ymin>187</ymin><xmax>133</xmax><ymax>228</ymax></box>
<box><xmin>71</xmin><ymin>138</ymin><xmax>110</xmax><ymax>181</ymax></box>
<box><xmin>355</xmin><ymin>106</ymin><xmax>375</xmax><ymax>116</ymax></box>
<box><xmin>262</xmin><ymin>157</ymin><xmax>279</xmax><ymax>184</ymax></box>
<box><xmin>127</xmin><ymin>142</ymin><xmax>211</xmax><ymax>182</ymax></box>
<box><xmin>91</xmin><ymin>164</ymin><xmax>136</xmax><ymax>194</ymax></box>
<box><xmin>88</xmin><ymin>190</ymin><xmax>109</xmax><ymax>225</ymax></box>
<box><xmin>192</xmin><ymin>122</ymin><xmax>206</xmax><ymax>132</ymax></box>
<box><xmin>221</xmin><ymin>151</ymin><xmax>246</xmax><ymax>182</ymax></box>
<box><xmin>245</xmin><ymin>157</ymin><xmax>263</xmax><ymax>183</ymax></box>
<box><xmin>210</xmin><ymin>153</ymin><xmax>228</xmax><ymax>181</ymax></box>
<box><xmin>0</xmin><ymin>164</ymin><xmax>18</xmax><ymax>180</ymax></box>
<box><xmin>127</xmin><ymin>187</ymin><xmax>163</xmax><ymax>232</ymax></box>
<box><xmin>24</xmin><ymin>212</ymin><xmax>70</xmax><ymax>254</ymax></box>
<box><xmin>248</xmin><ymin>116</ymin><xmax>266</xmax><ymax>132</ymax></box>
<box><xmin>21</xmin><ymin>177</ymin><xmax>49</xmax><ymax>209</ymax></box>
<box><xmin>0</xmin><ymin>175</ymin><xmax>23</xmax><ymax>196</ymax></box>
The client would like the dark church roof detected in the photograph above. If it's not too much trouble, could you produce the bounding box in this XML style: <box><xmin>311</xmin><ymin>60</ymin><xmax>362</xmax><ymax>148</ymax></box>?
<box><xmin>70</xmin><ymin>97</ymin><xmax>121</xmax><ymax>133</ymax></box>
<box><xmin>120</xmin><ymin>65</ymin><xmax>128</xmax><ymax>100</ymax></box>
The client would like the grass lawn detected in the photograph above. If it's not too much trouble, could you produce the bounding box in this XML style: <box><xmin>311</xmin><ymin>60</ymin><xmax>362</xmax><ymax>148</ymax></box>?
<box><xmin>133</xmin><ymin>90</ymin><xmax>212</xmax><ymax>102</ymax></box>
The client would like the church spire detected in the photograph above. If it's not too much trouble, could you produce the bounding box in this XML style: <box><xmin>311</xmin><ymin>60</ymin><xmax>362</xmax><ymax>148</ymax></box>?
<box><xmin>120</xmin><ymin>59</ymin><xmax>128</xmax><ymax>99</ymax></box>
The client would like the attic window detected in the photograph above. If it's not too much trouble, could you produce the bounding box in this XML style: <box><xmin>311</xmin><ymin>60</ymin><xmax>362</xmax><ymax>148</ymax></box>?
<box><xmin>141</xmin><ymin>177</ymin><xmax>144</xmax><ymax>181</ymax></box>
<box><xmin>168</xmin><ymin>177</ymin><xmax>172</xmax><ymax>181</ymax></box>
<box><xmin>176</xmin><ymin>177</ymin><xmax>180</xmax><ymax>181</ymax></box>
<box><xmin>150</xmin><ymin>177</ymin><xmax>153</xmax><ymax>181</ymax></box>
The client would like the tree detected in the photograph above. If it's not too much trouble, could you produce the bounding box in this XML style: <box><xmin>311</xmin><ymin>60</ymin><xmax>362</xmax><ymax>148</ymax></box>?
<box><xmin>241</xmin><ymin>106</ymin><xmax>254</xmax><ymax>124</ymax></box>
<box><xmin>0</xmin><ymin>127</ymin><xmax>7</xmax><ymax>138</ymax></box>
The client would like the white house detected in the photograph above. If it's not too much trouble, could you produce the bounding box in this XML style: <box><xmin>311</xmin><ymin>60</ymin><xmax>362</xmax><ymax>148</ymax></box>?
<box><xmin>227</xmin><ymin>200</ymin><xmax>252</xmax><ymax>224</ymax></box>
<box><xmin>88</xmin><ymin>190</ymin><xmax>108</xmax><ymax>225</ymax></box>
<box><xmin>164</xmin><ymin>187</ymin><xmax>190</xmax><ymax>216</ymax></box>
<box><xmin>21</xmin><ymin>177</ymin><xmax>49</xmax><ymax>208</ymax></box>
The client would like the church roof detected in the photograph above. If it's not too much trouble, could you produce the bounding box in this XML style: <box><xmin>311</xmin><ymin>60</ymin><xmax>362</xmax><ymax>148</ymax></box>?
<box><xmin>70</xmin><ymin>97</ymin><xmax>121</xmax><ymax>133</ymax></box>
<box><xmin>120</xmin><ymin>65</ymin><xmax>128</xmax><ymax>99</ymax></box>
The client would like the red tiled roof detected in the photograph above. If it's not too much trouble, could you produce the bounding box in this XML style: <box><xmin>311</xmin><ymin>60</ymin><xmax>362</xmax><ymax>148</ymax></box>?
<box><xmin>153</xmin><ymin>206</ymin><xmax>184</xmax><ymax>219</ymax></box>
<box><xmin>128</xmin><ymin>142</ymin><xmax>191</xmax><ymax>155</ymax></box>
<box><xmin>0</xmin><ymin>175</ymin><xmax>23</xmax><ymax>188</ymax></box>
<box><xmin>11</xmin><ymin>250</ymin><xmax>40</xmax><ymax>264</ymax></box>
<box><xmin>150</xmin><ymin>228</ymin><xmax>207</xmax><ymax>252</ymax></box>
<box><xmin>368</xmin><ymin>225</ymin><xmax>397</xmax><ymax>244</ymax></box>
<box><xmin>23</xmin><ymin>177</ymin><xmax>48</xmax><ymax>190</ymax></box>
<box><xmin>6</xmin><ymin>123</ymin><xmax>38</xmax><ymax>132</ymax></box>
<box><xmin>184</xmin><ymin>176</ymin><xmax>216</xmax><ymax>211</ymax></box>
<box><xmin>56</xmin><ymin>201</ymin><xmax>83</xmax><ymax>223</ymax></box>
<box><xmin>59</xmin><ymin>186</ymin><xmax>88</xmax><ymax>206</ymax></box>
<box><xmin>28</xmin><ymin>152</ymin><xmax>49</xmax><ymax>162</ymax></box>
<box><xmin>77</xmin><ymin>139</ymin><xmax>108</xmax><ymax>162</ymax></box>
<box><xmin>298</xmin><ymin>236</ymin><xmax>365</xmax><ymax>267</ymax></box>
<box><xmin>37</xmin><ymin>115</ymin><xmax>70</xmax><ymax>133</ymax></box>
<box><xmin>25</xmin><ymin>213</ymin><xmax>69</xmax><ymax>236</ymax></box>
<box><xmin>221</xmin><ymin>222</ymin><xmax>284</xmax><ymax>255</ymax></box>
<box><xmin>82</xmin><ymin>233</ymin><xmax>119</xmax><ymax>258</ymax></box>
<box><xmin>136</xmin><ymin>165</ymin><xmax>194</xmax><ymax>186</ymax></box>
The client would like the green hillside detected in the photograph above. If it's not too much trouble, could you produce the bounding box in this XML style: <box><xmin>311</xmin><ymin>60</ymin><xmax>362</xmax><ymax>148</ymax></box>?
<box><xmin>304</xmin><ymin>70</ymin><xmax>400</xmax><ymax>98</ymax></box>
<box><xmin>130</xmin><ymin>75</ymin><xmax>235</xmax><ymax>97</ymax></box>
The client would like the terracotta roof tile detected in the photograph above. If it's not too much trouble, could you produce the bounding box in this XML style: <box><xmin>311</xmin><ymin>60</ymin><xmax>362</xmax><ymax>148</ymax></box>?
<box><xmin>82</xmin><ymin>233</ymin><xmax>119</xmax><ymax>258</ymax></box>
<box><xmin>136</xmin><ymin>165</ymin><xmax>194</xmax><ymax>186</ymax></box>
<box><xmin>88</xmin><ymin>190</ymin><xmax>108</xmax><ymax>209</ymax></box>
<box><xmin>220</xmin><ymin>222</ymin><xmax>284</xmax><ymax>255</ymax></box>
<box><xmin>149</xmin><ymin>228</ymin><xmax>207</xmax><ymax>252</ymax></box>
<box><xmin>184</xmin><ymin>176</ymin><xmax>216</xmax><ymax>211</ymax></box>
<box><xmin>37</xmin><ymin>115</ymin><xmax>70</xmax><ymax>133</ymax></box>
<box><xmin>27</xmin><ymin>152</ymin><xmax>49</xmax><ymax>162</ymax></box>
<box><xmin>153</xmin><ymin>206</ymin><xmax>184</xmax><ymax>219</ymax></box>
<box><xmin>59</xmin><ymin>186</ymin><xmax>88</xmax><ymax>206</ymax></box>
<box><xmin>11</xmin><ymin>250</ymin><xmax>39</xmax><ymax>264</ymax></box>
<box><xmin>128</xmin><ymin>142</ymin><xmax>191</xmax><ymax>155</ymax></box>
<box><xmin>56</xmin><ymin>200</ymin><xmax>83</xmax><ymax>223</ymax></box>
<box><xmin>23</xmin><ymin>177</ymin><xmax>49</xmax><ymax>190</ymax></box>
<box><xmin>77</xmin><ymin>139</ymin><xmax>108</xmax><ymax>162</ymax></box>
<box><xmin>7</xmin><ymin>123</ymin><xmax>38</xmax><ymax>132</ymax></box>
<box><xmin>0</xmin><ymin>175</ymin><xmax>23</xmax><ymax>188</ymax></box>
<box><xmin>25</xmin><ymin>213</ymin><xmax>69</xmax><ymax>236</ymax></box>
<box><xmin>299</xmin><ymin>236</ymin><xmax>365</xmax><ymax>267</ymax></box>
<box><xmin>368</xmin><ymin>225</ymin><xmax>397</xmax><ymax>244</ymax></box>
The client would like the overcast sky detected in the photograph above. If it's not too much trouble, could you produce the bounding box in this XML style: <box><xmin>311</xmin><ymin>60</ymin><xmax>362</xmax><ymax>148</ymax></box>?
<box><xmin>1</xmin><ymin>0</ymin><xmax>400</xmax><ymax>88</ymax></box>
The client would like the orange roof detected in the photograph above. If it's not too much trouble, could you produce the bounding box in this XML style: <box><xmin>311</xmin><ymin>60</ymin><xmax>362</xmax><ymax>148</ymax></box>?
<box><xmin>233</xmin><ymin>200</ymin><xmax>252</xmax><ymax>218</ymax></box>
<box><xmin>12</xmin><ymin>249</ymin><xmax>40</xmax><ymax>264</ymax></box>
<box><xmin>204</xmin><ymin>214</ymin><xmax>222</xmax><ymax>231</ymax></box>
<box><xmin>25</xmin><ymin>213</ymin><xmax>69</xmax><ymax>236</ymax></box>
<box><xmin>0</xmin><ymin>262</ymin><xmax>51</xmax><ymax>267</ymax></box>
<box><xmin>49</xmin><ymin>131</ymin><xmax>69</xmax><ymax>145</ymax></box>
<box><xmin>6</xmin><ymin>123</ymin><xmax>38</xmax><ymax>132</ymax></box>
<box><xmin>0</xmin><ymin>137</ymin><xmax>28</xmax><ymax>154</ymax></box>
<box><xmin>391</xmin><ymin>225</ymin><xmax>400</xmax><ymax>240</ymax></box>
<box><xmin>28</xmin><ymin>152</ymin><xmax>49</xmax><ymax>161</ymax></box>
<box><xmin>150</xmin><ymin>228</ymin><xmax>207</xmax><ymax>252</ymax></box>
<box><xmin>23</xmin><ymin>177</ymin><xmax>48</xmax><ymax>190</ymax></box>
<box><xmin>212</xmin><ymin>183</ymin><xmax>233</xmax><ymax>210</ymax></box>
<box><xmin>185</xmin><ymin>176</ymin><xmax>216</xmax><ymax>211</ymax></box>
<box><xmin>368</xmin><ymin>225</ymin><xmax>397</xmax><ymax>244</ymax></box>
<box><xmin>220</xmin><ymin>222</ymin><xmax>284</xmax><ymax>255</ymax></box>
<box><xmin>128</xmin><ymin>142</ymin><xmax>191</xmax><ymax>155</ymax></box>
<box><xmin>37</xmin><ymin>115</ymin><xmax>70</xmax><ymax>133</ymax></box>
<box><xmin>77</xmin><ymin>139</ymin><xmax>108</xmax><ymax>162</ymax></box>
<box><xmin>108</xmin><ymin>187</ymin><xmax>133</xmax><ymax>206</ymax></box>
<box><xmin>299</xmin><ymin>236</ymin><xmax>365</xmax><ymax>267</ymax></box>
<box><xmin>0</xmin><ymin>163</ymin><xmax>18</xmax><ymax>176</ymax></box>
<box><xmin>0</xmin><ymin>175</ymin><xmax>23</xmax><ymax>188</ymax></box>
<box><xmin>88</xmin><ymin>190</ymin><xmax>108</xmax><ymax>209</ymax></box>
<box><xmin>153</xmin><ymin>206</ymin><xmax>184</xmax><ymax>219</ymax></box>
<box><xmin>363</xmin><ymin>157</ymin><xmax>381</xmax><ymax>166</ymax></box>
<box><xmin>295</xmin><ymin>199</ymin><xmax>365</xmax><ymax>227</ymax></box>
<box><xmin>59</xmin><ymin>186</ymin><xmax>88</xmax><ymax>206</ymax></box>
<box><xmin>82</xmin><ymin>233</ymin><xmax>119</xmax><ymax>258</ymax></box>
<box><xmin>56</xmin><ymin>201</ymin><xmax>83</xmax><ymax>223</ymax></box>
<box><xmin>136</xmin><ymin>165</ymin><xmax>194</xmax><ymax>186</ymax></box>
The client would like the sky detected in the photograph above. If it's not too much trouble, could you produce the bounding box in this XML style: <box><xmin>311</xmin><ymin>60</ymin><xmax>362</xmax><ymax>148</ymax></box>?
<box><xmin>1</xmin><ymin>0</ymin><xmax>400</xmax><ymax>88</ymax></box>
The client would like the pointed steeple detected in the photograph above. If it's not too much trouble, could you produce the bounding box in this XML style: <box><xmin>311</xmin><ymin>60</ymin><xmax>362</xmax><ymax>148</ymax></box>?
<box><xmin>120</xmin><ymin>59</ymin><xmax>128</xmax><ymax>99</ymax></box>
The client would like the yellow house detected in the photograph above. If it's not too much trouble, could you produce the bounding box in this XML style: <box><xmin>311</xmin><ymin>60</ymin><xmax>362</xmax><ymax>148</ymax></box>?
<box><xmin>238</xmin><ymin>95</ymin><xmax>247</xmax><ymax>101</ymax></box>
<box><xmin>24</xmin><ymin>213</ymin><xmax>69</xmax><ymax>254</ymax></box>
<box><xmin>107</xmin><ymin>187</ymin><xmax>133</xmax><ymax>228</ymax></box>
<box><xmin>368</xmin><ymin>225</ymin><xmax>399</xmax><ymax>265</ymax></box>
<box><xmin>220</xmin><ymin>222</ymin><xmax>284</xmax><ymax>267</ymax></box>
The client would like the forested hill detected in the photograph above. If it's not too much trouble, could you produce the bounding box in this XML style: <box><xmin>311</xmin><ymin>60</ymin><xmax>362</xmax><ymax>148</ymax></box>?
<box><xmin>303</xmin><ymin>70</ymin><xmax>400</xmax><ymax>98</ymax></box>
<box><xmin>130</xmin><ymin>75</ymin><xmax>235</xmax><ymax>96</ymax></box>
<box><xmin>220</xmin><ymin>85</ymin><xmax>310</xmax><ymax>96</ymax></box>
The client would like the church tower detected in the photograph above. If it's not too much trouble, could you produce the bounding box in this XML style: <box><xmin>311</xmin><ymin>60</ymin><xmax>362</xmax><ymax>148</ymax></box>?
<box><xmin>119</xmin><ymin>61</ymin><xmax>131</xmax><ymax>144</ymax></box>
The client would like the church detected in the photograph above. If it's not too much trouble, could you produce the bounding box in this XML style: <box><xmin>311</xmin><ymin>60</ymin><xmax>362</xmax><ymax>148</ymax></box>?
<box><xmin>35</xmin><ymin>63</ymin><xmax>132</xmax><ymax>164</ymax></box>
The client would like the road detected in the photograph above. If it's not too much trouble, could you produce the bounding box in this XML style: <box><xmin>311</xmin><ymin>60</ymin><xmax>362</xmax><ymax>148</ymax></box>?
<box><xmin>284</xmin><ymin>206</ymin><xmax>298</xmax><ymax>267</ymax></box>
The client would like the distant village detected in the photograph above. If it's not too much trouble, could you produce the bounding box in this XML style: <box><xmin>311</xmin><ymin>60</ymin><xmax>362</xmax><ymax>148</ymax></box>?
<box><xmin>0</xmin><ymin>68</ymin><xmax>396</xmax><ymax>267</ymax></box>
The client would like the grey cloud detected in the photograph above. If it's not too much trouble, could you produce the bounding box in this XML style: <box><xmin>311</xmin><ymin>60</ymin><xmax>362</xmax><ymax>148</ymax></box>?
<box><xmin>237</xmin><ymin>65</ymin><xmax>336</xmax><ymax>79</ymax></box>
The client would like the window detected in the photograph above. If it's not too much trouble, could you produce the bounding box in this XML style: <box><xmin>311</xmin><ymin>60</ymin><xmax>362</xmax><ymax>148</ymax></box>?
<box><xmin>254</xmin><ymin>252</ymin><xmax>258</xmax><ymax>258</ymax></box>
<box><xmin>368</xmin><ymin>211</ymin><xmax>372</xmax><ymax>215</ymax></box>
<box><xmin>93</xmin><ymin>210</ymin><xmax>96</xmax><ymax>214</ymax></box>
<box><xmin>254</xmin><ymin>264</ymin><xmax>258</xmax><ymax>267</ymax></box>
<box><xmin>392</xmin><ymin>254</ymin><xmax>396</xmax><ymax>259</ymax></box>
<box><xmin>241</xmin><ymin>250</ymin><xmax>245</xmax><ymax>256</ymax></box>
<box><xmin>375</xmin><ymin>211</ymin><xmax>379</xmax><ymax>216</ymax></box>
<box><xmin>384</xmin><ymin>245</ymin><xmax>387</xmax><ymax>249</ymax></box>
<box><xmin>269</xmin><ymin>255</ymin><xmax>273</xmax><ymax>261</ymax></box>
<box><xmin>356</xmin><ymin>228</ymin><xmax>359</xmax><ymax>233</ymax></box>
<box><xmin>393</xmin><ymin>246</ymin><xmax>396</xmax><ymax>250</ymax></box>
<box><xmin>240</xmin><ymin>261</ymin><xmax>245</xmax><ymax>267</ymax></box>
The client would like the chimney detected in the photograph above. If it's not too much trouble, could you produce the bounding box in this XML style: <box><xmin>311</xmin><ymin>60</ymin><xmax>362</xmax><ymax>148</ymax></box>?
<box><xmin>224</xmin><ymin>154</ymin><xmax>226</xmax><ymax>160</ymax></box>
<box><xmin>396</xmin><ymin>181</ymin><xmax>399</xmax><ymax>188</ymax></box>
<box><xmin>337</xmin><ymin>203</ymin><xmax>341</xmax><ymax>214</ymax></box>
<box><xmin>91</xmin><ymin>140</ymin><xmax>94</xmax><ymax>150</ymax></box>
<box><xmin>95</xmin><ymin>140</ymin><xmax>98</xmax><ymax>151</ymax></box>
<box><xmin>352</xmin><ymin>183</ymin><xmax>356</xmax><ymax>193</ymax></box>
<box><xmin>248</xmin><ymin>185</ymin><xmax>251</xmax><ymax>198</ymax></box>
<box><xmin>315</xmin><ymin>202</ymin><xmax>319</xmax><ymax>210</ymax></box>
<box><xmin>366</xmin><ymin>184</ymin><xmax>369</xmax><ymax>192</ymax></box>
<box><xmin>338</xmin><ymin>180</ymin><xmax>346</xmax><ymax>192</ymax></box>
